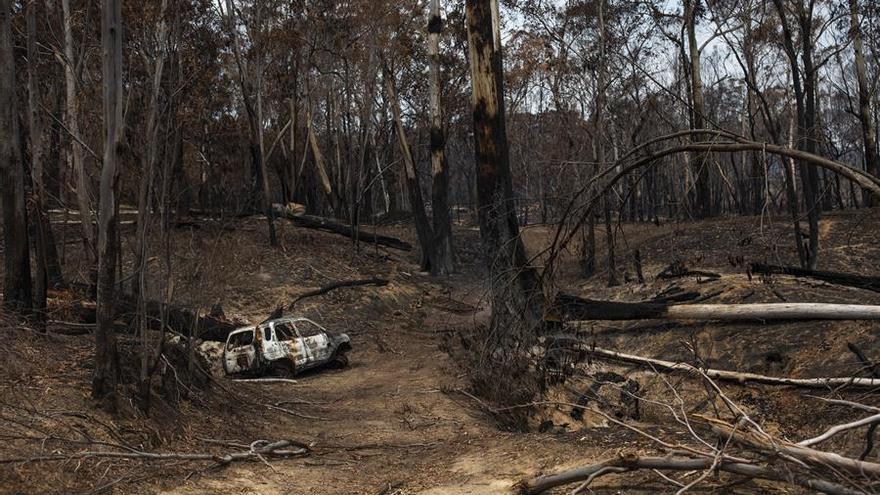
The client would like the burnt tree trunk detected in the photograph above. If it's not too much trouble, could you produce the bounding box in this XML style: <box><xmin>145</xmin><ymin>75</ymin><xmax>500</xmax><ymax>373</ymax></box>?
<box><xmin>26</xmin><ymin>0</ymin><xmax>54</xmax><ymax>325</ymax></box>
<box><xmin>134</xmin><ymin>0</ymin><xmax>171</xmax><ymax>413</ymax></box>
<box><xmin>596</xmin><ymin>0</ymin><xmax>618</xmax><ymax>287</ymax></box>
<box><xmin>465</xmin><ymin>0</ymin><xmax>543</xmax><ymax>343</ymax></box>
<box><xmin>224</xmin><ymin>0</ymin><xmax>276</xmax><ymax>245</ymax></box>
<box><xmin>93</xmin><ymin>0</ymin><xmax>123</xmax><ymax>411</ymax></box>
<box><xmin>1</xmin><ymin>0</ymin><xmax>33</xmax><ymax>312</ymax></box>
<box><xmin>62</xmin><ymin>0</ymin><xmax>96</xmax><ymax>268</ymax></box>
<box><xmin>684</xmin><ymin>0</ymin><xmax>711</xmax><ymax>219</ymax></box>
<box><xmin>428</xmin><ymin>0</ymin><xmax>455</xmax><ymax>275</ymax></box>
<box><xmin>384</xmin><ymin>63</ymin><xmax>436</xmax><ymax>272</ymax></box>
<box><xmin>773</xmin><ymin>0</ymin><xmax>820</xmax><ymax>269</ymax></box>
<box><xmin>850</xmin><ymin>0</ymin><xmax>879</xmax><ymax>205</ymax></box>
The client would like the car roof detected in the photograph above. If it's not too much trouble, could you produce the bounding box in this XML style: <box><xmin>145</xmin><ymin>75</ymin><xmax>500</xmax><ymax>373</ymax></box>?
<box><xmin>227</xmin><ymin>317</ymin><xmax>325</xmax><ymax>338</ymax></box>
<box><xmin>267</xmin><ymin>316</ymin><xmax>319</xmax><ymax>325</ymax></box>
<box><xmin>228</xmin><ymin>326</ymin><xmax>256</xmax><ymax>335</ymax></box>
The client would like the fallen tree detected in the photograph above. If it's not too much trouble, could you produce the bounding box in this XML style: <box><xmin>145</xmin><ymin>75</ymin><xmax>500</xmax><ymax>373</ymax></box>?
<box><xmin>552</xmin><ymin>340</ymin><xmax>880</xmax><ymax>388</ymax></box>
<box><xmin>751</xmin><ymin>263</ymin><xmax>880</xmax><ymax>293</ymax></box>
<box><xmin>555</xmin><ymin>293</ymin><xmax>880</xmax><ymax>321</ymax></box>
<box><xmin>63</xmin><ymin>283</ymin><xmax>241</xmax><ymax>341</ymax></box>
<box><xmin>272</xmin><ymin>204</ymin><xmax>412</xmax><ymax>251</ymax></box>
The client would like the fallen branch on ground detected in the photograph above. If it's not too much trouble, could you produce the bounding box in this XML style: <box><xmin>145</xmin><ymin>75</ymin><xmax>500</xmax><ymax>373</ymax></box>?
<box><xmin>657</xmin><ymin>262</ymin><xmax>720</xmax><ymax>280</ymax></box>
<box><xmin>751</xmin><ymin>263</ymin><xmax>880</xmax><ymax>293</ymax></box>
<box><xmin>231</xmin><ymin>378</ymin><xmax>299</xmax><ymax>384</ymax></box>
<box><xmin>798</xmin><ymin>412</ymin><xmax>880</xmax><ymax>447</ymax></box>
<box><xmin>290</xmin><ymin>278</ymin><xmax>389</xmax><ymax>307</ymax></box>
<box><xmin>515</xmin><ymin>452</ymin><xmax>862</xmax><ymax>495</ymax></box>
<box><xmin>554</xmin><ymin>340</ymin><xmax>880</xmax><ymax>388</ymax></box>
<box><xmin>555</xmin><ymin>293</ymin><xmax>880</xmax><ymax>321</ymax></box>
<box><xmin>701</xmin><ymin>415</ymin><xmax>880</xmax><ymax>478</ymax></box>
<box><xmin>0</xmin><ymin>439</ymin><xmax>308</xmax><ymax>466</ymax></box>
<box><xmin>273</xmin><ymin>204</ymin><xmax>412</xmax><ymax>251</ymax></box>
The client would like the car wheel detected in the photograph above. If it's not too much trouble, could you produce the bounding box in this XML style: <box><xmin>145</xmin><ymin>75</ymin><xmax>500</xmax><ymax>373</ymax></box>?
<box><xmin>271</xmin><ymin>360</ymin><xmax>295</xmax><ymax>377</ymax></box>
<box><xmin>330</xmin><ymin>352</ymin><xmax>349</xmax><ymax>369</ymax></box>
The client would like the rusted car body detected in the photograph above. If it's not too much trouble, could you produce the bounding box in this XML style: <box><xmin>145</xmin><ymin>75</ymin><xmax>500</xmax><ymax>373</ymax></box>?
<box><xmin>223</xmin><ymin>317</ymin><xmax>351</xmax><ymax>376</ymax></box>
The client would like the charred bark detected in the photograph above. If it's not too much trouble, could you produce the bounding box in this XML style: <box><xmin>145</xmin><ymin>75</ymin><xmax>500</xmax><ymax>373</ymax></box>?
<box><xmin>1</xmin><ymin>0</ymin><xmax>33</xmax><ymax>312</ymax></box>
<box><xmin>62</xmin><ymin>0</ymin><xmax>96</xmax><ymax>265</ymax></box>
<box><xmin>684</xmin><ymin>0</ymin><xmax>712</xmax><ymax>218</ymax></box>
<box><xmin>92</xmin><ymin>0</ymin><xmax>123</xmax><ymax>411</ymax></box>
<box><xmin>428</xmin><ymin>0</ymin><xmax>454</xmax><ymax>275</ymax></box>
<box><xmin>26</xmin><ymin>0</ymin><xmax>53</xmax><ymax>326</ymax></box>
<box><xmin>555</xmin><ymin>293</ymin><xmax>880</xmax><ymax>322</ymax></box>
<box><xmin>850</xmin><ymin>0</ymin><xmax>879</xmax><ymax>205</ymax></box>
<box><xmin>750</xmin><ymin>263</ymin><xmax>880</xmax><ymax>293</ymax></box>
<box><xmin>465</xmin><ymin>0</ymin><xmax>544</xmax><ymax>340</ymax></box>
<box><xmin>383</xmin><ymin>64</ymin><xmax>436</xmax><ymax>271</ymax></box>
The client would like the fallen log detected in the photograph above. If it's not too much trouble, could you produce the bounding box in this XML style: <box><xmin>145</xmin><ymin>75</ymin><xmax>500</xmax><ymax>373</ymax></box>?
<box><xmin>62</xmin><ymin>283</ymin><xmax>242</xmax><ymax>341</ymax></box>
<box><xmin>656</xmin><ymin>262</ymin><xmax>720</xmax><ymax>280</ymax></box>
<box><xmin>555</xmin><ymin>293</ymin><xmax>880</xmax><ymax>321</ymax></box>
<box><xmin>516</xmin><ymin>452</ymin><xmax>861</xmax><ymax>495</ymax></box>
<box><xmin>272</xmin><ymin>204</ymin><xmax>412</xmax><ymax>251</ymax></box>
<box><xmin>289</xmin><ymin>278</ymin><xmax>389</xmax><ymax>307</ymax></box>
<box><xmin>751</xmin><ymin>263</ymin><xmax>880</xmax><ymax>293</ymax></box>
<box><xmin>551</xmin><ymin>339</ymin><xmax>880</xmax><ymax>388</ymax></box>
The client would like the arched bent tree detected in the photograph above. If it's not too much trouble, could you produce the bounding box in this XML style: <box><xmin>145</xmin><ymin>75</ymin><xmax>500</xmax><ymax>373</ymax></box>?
<box><xmin>543</xmin><ymin>130</ymin><xmax>880</xmax><ymax>276</ymax></box>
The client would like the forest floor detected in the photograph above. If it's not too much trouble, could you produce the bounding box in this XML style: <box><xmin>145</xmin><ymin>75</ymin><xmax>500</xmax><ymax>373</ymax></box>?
<box><xmin>3</xmin><ymin>207</ymin><xmax>880</xmax><ymax>494</ymax></box>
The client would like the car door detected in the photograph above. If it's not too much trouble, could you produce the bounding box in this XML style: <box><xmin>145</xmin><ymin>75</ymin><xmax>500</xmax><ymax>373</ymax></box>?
<box><xmin>275</xmin><ymin>320</ymin><xmax>309</xmax><ymax>370</ymax></box>
<box><xmin>260</xmin><ymin>323</ymin><xmax>284</xmax><ymax>362</ymax></box>
<box><xmin>224</xmin><ymin>328</ymin><xmax>257</xmax><ymax>374</ymax></box>
<box><xmin>297</xmin><ymin>319</ymin><xmax>332</xmax><ymax>364</ymax></box>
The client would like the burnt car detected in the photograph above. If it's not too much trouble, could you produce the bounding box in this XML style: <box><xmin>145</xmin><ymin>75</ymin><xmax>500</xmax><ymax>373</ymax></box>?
<box><xmin>223</xmin><ymin>317</ymin><xmax>351</xmax><ymax>376</ymax></box>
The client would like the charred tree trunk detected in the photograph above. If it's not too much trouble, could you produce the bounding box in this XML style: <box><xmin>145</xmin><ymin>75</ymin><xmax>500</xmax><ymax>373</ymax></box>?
<box><xmin>26</xmin><ymin>0</ymin><xmax>50</xmax><ymax>325</ymax></box>
<box><xmin>273</xmin><ymin>204</ymin><xmax>412</xmax><ymax>250</ymax></box>
<box><xmin>351</xmin><ymin>44</ymin><xmax>378</xmax><ymax>248</ymax></box>
<box><xmin>596</xmin><ymin>0</ymin><xmax>617</xmax><ymax>287</ymax></box>
<box><xmin>580</xmin><ymin>216</ymin><xmax>595</xmax><ymax>278</ymax></box>
<box><xmin>684</xmin><ymin>0</ymin><xmax>711</xmax><ymax>219</ymax></box>
<box><xmin>93</xmin><ymin>0</ymin><xmax>123</xmax><ymax>411</ymax></box>
<box><xmin>254</xmin><ymin>53</ymin><xmax>277</xmax><ymax>245</ymax></box>
<box><xmin>850</xmin><ymin>0</ymin><xmax>879</xmax><ymax>205</ymax></box>
<box><xmin>773</xmin><ymin>0</ymin><xmax>820</xmax><ymax>269</ymax></box>
<box><xmin>62</xmin><ymin>0</ymin><xmax>96</xmax><ymax>267</ymax></box>
<box><xmin>428</xmin><ymin>0</ymin><xmax>455</xmax><ymax>275</ymax></box>
<box><xmin>383</xmin><ymin>64</ymin><xmax>436</xmax><ymax>272</ymax></box>
<box><xmin>1</xmin><ymin>0</ymin><xmax>33</xmax><ymax>312</ymax></box>
<box><xmin>465</xmin><ymin>0</ymin><xmax>543</xmax><ymax>341</ymax></box>
<box><xmin>134</xmin><ymin>0</ymin><xmax>171</xmax><ymax>413</ymax></box>
<box><xmin>224</xmin><ymin>0</ymin><xmax>276</xmax><ymax>245</ymax></box>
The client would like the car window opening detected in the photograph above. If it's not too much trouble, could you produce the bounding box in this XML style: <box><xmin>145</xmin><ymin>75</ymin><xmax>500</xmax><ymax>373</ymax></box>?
<box><xmin>228</xmin><ymin>331</ymin><xmax>254</xmax><ymax>350</ymax></box>
<box><xmin>276</xmin><ymin>323</ymin><xmax>295</xmax><ymax>341</ymax></box>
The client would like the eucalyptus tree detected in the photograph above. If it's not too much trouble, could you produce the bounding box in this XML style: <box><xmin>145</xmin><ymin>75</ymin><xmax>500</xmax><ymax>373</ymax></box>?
<box><xmin>1</xmin><ymin>0</ymin><xmax>33</xmax><ymax>312</ymax></box>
